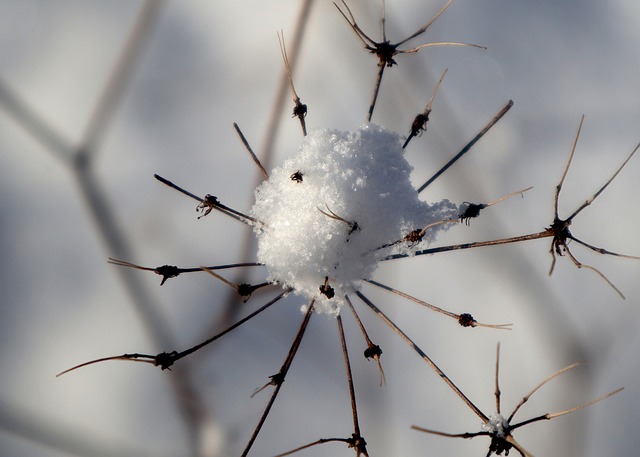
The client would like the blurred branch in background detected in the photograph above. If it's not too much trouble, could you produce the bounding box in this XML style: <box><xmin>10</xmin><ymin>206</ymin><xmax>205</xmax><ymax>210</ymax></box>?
<box><xmin>0</xmin><ymin>398</ymin><xmax>177</xmax><ymax>457</ymax></box>
<box><xmin>208</xmin><ymin>0</ymin><xmax>315</xmax><ymax>359</ymax></box>
<box><xmin>0</xmin><ymin>1</ymin><xmax>637</xmax><ymax>456</ymax></box>
<box><xmin>0</xmin><ymin>1</ymin><xmax>210</xmax><ymax>456</ymax></box>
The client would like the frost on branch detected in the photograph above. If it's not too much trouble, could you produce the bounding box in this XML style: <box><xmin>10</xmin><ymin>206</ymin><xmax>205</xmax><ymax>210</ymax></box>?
<box><xmin>251</xmin><ymin>125</ymin><xmax>457</xmax><ymax>314</ymax></box>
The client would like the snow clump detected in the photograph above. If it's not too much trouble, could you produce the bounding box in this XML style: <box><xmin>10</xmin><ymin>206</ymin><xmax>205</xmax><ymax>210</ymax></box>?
<box><xmin>482</xmin><ymin>414</ymin><xmax>510</xmax><ymax>437</ymax></box>
<box><xmin>251</xmin><ymin>125</ymin><xmax>457</xmax><ymax>315</ymax></box>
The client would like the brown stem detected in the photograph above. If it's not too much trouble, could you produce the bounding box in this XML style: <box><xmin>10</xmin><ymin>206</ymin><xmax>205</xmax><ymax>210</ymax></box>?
<box><xmin>234</xmin><ymin>122</ymin><xmax>268</xmax><ymax>179</ymax></box>
<box><xmin>417</xmin><ymin>100</ymin><xmax>513</xmax><ymax>193</ymax></box>
<box><xmin>241</xmin><ymin>301</ymin><xmax>315</xmax><ymax>457</ymax></box>
<box><xmin>154</xmin><ymin>173</ymin><xmax>258</xmax><ymax>225</ymax></box>
<box><xmin>336</xmin><ymin>315</ymin><xmax>365</xmax><ymax>452</ymax></box>
<box><xmin>383</xmin><ymin>229</ymin><xmax>553</xmax><ymax>261</ymax></box>
<box><xmin>356</xmin><ymin>290</ymin><xmax>488</xmax><ymax>422</ymax></box>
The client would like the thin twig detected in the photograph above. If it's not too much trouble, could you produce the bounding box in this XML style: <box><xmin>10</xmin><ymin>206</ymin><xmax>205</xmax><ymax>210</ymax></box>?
<box><xmin>411</xmin><ymin>426</ymin><xmax>487</xmax><ymax>440</ymax></box>
<box><xmin>567</xmin><ymin>141</ymin><xmax>639</xmax><ymax>222</ymax></box>
<box><xmin>335</xmin><ymin>0</ymin><xmax>484</xmax><ymax>122</ymax></box>
<box><xmin>234</xmin><ymin>122</ymin><xmax>268</xmax><ymax>179</ymax></box>
<box><xmin>511</xmin><ymin>388</ymin><xmax>624</xmax><ymax>431</ymax></box>
<box><xmin>459</xmin><ymin>186</ymin><xmax>533</xmax><ymax>225</ymax></box>
<box><xmin>403</xmin><ymin>68</ymin><xmax>448</xmax><ymax>149</ymax></box>
<box><xmin>200</xmin><ymin>266</ymin><xmax>271</xmax><ymax>301</ymax></box>
<box><xmin>356</xmin><ymin>290</ymin><xmax>488</xmax><ymax>422</ymax></box>
<box><xmin>336</xmin><ymin>314</ymin><xmax>369</xmax><ymax>456</ymax></box>
<box><xmin>260</xmin><ymin>0</ymin><xmax>314</xmax><ymax>172</ymax></box>
<box><xmin>417</xmin><ymin>100</ymin><xmax>513</xmax><ymax>193</ymax></box>
<box><xmin>559</xmin><ymin>245</ymin><xmax>626</xmax><ymax>299</ymax></box>
<box><xmin>273</xmin><ymin>438</ymin><xmax>353</xmax><ymax>457</ymax></box>
<box><xmin>487</xmin><ymin>187</ymin><xmax>534</xmax><ymax>207</ymax></box>
<box><xmin>382</xmin><ymin>229</ymin><xmax>553</xmax><ymax>261</ymax></box>
<box><xmin>507</xmin><ymin>362</ymin><xmax>583</xmax><ymax>423</ymax></box>
<box><xmin>411</xmin><ymin>346</ymin><xmax>620</xmax><ymax>457</ymax></box>
<box><xmin>107</xmin><ymin>257</ymin><xmax>262</xmax><ymax>286</ymax></box>
<box><xmin>548</xmin><ymin>119</ymin><xmax>640</xmax><ymax>297</ymax></box>
<box><xmin>367</xmin><ymin>64</ymin><xmax>386</xmax><ymax>123</ymax></box>
<box><xmin>76</xmin><ymin>0</ymin><xmax>165</xmax><ymax>163</ymax></box>
<box><xmin>495</xmin><ymin>343</ymin><xmax>502</xmax><ymax>414</ymax></box>
<box><xmin>554</xmin><ymin>116</ymin><xmax>584</xmax><ymax>220</ymax></box>
<box><xmin>57</xmin><ymin>290</ymin><xmax>289</xmax><ymax>377</ymax></box>
<box><xmin>374</xmin><ymin>218</ymin><xmax>458</xmax><ymax>251</ymax></box>
<box><xmin>242</xmin><ymin>301</ymin><xmax>315</xmax><ymax>457</ymax></box>
<box><xmin>344</xmin><ymin>295</ymin><xmax>386</xmax><ymax>386</ymax></box>
<box><xmin>175</xmin><ymin>290</ymin><xmax>289</xmax><ymax>365</ymax></box>
<box><xmin>278</xmin><ymin>30</ymin><xmax>308</xmax><ymax>136</ymax></box>
<box><xmin>154</xmin><ymin>173</ymin><xmax>258</xmax><ymax>225</ymax></box>
<box><xmin>569</xmin><ymin>237</ymin><xmax>640</xmax><ymax>261</ymax></box>
<box><xmin>208</xmin><ymin>0</ymin><xmax>315</xmax><ymax>400</ymax></box>
<box><xmin>366</xmin><ymin>279</ymin><xmax>512</xmax><ymax>330</ymax></box>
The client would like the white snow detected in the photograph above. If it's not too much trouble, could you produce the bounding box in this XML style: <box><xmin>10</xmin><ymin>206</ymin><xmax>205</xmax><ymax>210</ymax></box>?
<box><xmin>251</xmin><ymin>125</ymin><xmax>457</xmax><ymax>314</ymax></box>
<box><xmin>482</xmin><ymin>414</ymin><xmax>510</xmax><ymax>437</ymax></box>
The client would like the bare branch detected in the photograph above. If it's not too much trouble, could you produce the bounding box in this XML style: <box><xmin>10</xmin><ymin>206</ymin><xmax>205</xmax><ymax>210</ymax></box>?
<box><xmin>107</xmin><ymin>257</ymin><xmax>262</xmax><ymax>286</ymax></box>
<box><xmin>566</xmin><ymin>140</ymin><xmax>640</xmax><ymax>222</ymax></box>
<box><xmin>561</xmin><ymin>246</ymin><xmax>626</xmax><ymax>299</ymax></box>
<box><xmin>234</xmin><ymin>122</ymin><xmax>268</xmax><ymax>179</ymax></box>
<box><xmin>344</xmin><ymin>295</ymin><xmax>386</xmax><ymax>386</ymax></box>
<box><xmin>402</xmin><ymin>41</ymin><xmax>486</xmax><ymax>54</ymax></box>
<box><xmin>356</xmin><ymin>290</ymin><xmax>489</xmax><ymax>422</ymax></box>
<box><xmin>58</xmin><ymin>290</ymin><xmax>289</xmax><ymax>376</ymax></box>
<box><xmin>511</xmin><ymin>388</ymin><xmax>624</xmax><ymax>430</ymax></box>
<box><xmin>334</xmin><ymin>1</ymin><xmax>378</xmax><ymax>48</ymax></box>
<box><xmin>459</xmin><ymin>186</ymin><xmax>533</xmax><ymax>225</ymax></box>
<box><xmin>382</xmin><ymin>229</ymin><xmax>553</xmax><ymax>261</ymax></box>
<box><xmin>411</xmin><ymin>425</ymin><xmax>488</xmax><ymax>440</ymax></box>
<box><xmin>200</xmin><ymin>267</ymin><xmax>271</xmax><ymax>302</ymax></box>
<box><xmin>403</xmin><ymin>68</ymin><xmax>448</xmax><ymax>149</ymax></box>
<box><xmin>395</xmin><ymin>0</ymin><xmax>454</xmax><ymax>46</ymax></box>
<box><xmin>507</xmin><ymin>362</ymin><xmax>583</xmax><ymax>423</ymax></box>
<box><xmin>418</xmin><ymin>100</ymin><xmax>513</xmax><ymax>193</ymax></box>
<box><xmin>495</xmin><ymin>343</ymin><xmax>502</xmax><ymax>415</ymax></box>
<box><xmin>278</xmin><ymin>30</ymin><xmax>308</xmax><ymax>136</ymax></box>
<box><xmin>335</xmin><ymin>0</ymin><xmax>484</xmax><ymax>122</ymax></box>
<box><xmin>242</xmin><ymin>301</ymin><xmax>315</xmax><ymax>457</ymax></box>
<box><xmin>154</xmin><ymin>173</ymin><xmax>259</xmax><ymax>225</ymax></box>
<box><xmin>273</xmin><ymin>438</ymin><xmax>353</xmax><ymax>457</ymax></box>
<box><xmin>366</xmin><ymin>279</ymin><xmax>511</xmax><ymax>330</ymax></box>
<box><xmin>555</xmin><ymin>116</ymin><xmax>584</xmax><ymax>218</ymax></box>
<box><xmin>336</xmin><ymin>314</ymin><xmax>369</xmax><ymax>456</ymax></box>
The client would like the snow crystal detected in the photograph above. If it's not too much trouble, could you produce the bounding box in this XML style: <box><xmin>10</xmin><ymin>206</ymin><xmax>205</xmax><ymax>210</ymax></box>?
<box><xmin>251</xmin><ymin>125</ymin><xmax>457</xmax><ymax>314</ymax></box>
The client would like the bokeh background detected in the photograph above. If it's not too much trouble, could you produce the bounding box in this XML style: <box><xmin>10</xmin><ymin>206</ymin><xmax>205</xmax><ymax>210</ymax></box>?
<box><xmin>1</xmin><ymin>1</ymin><xmax>639</xmax><ymax>456</ymax></box>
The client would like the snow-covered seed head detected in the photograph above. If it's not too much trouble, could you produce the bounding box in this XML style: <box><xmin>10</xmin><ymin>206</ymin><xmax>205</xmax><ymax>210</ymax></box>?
<box><xmin>251</xmin><ymin>125</ymin><xmax>457</xmax><ymax>314</ymax></box>
<box><xmin>482</xmin><ymin>414</ymin><xmax>510</xmax><ymax>438</ymax></box>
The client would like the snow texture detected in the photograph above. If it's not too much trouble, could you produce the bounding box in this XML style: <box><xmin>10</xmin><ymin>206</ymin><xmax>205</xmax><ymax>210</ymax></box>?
<box><xmin>251</xmin><ymin>125</ymin><xmax>457</xmax><ymax>314</ymax></box>
<box><xmin>482</xmin><ymin>414</ymin><xmax>510</xmax><ymax>437</ymax></box>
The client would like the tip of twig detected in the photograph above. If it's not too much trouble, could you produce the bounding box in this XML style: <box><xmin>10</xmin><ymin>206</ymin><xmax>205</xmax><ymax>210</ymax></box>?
<box><xmin>56</xmin><ymin>354</ymin><xmax>157</xmax><ymax>377</ymax></box>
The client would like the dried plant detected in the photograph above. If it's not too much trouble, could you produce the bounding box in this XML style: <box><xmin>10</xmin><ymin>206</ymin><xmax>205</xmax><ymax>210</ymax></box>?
<box><xmin>334</xmin><ymin>0</ymin><xmax>485</xmax><ymax>121</ymax></box>
<box><xmin>57</xmin><ymin>34</ymin><xmax>637</xmax><ymax>457</ymax></box>
<box><xmin>412</xmin><ymin>344</ymin><xmax>623</xmax><ymax>456</ymax></box>
<box><xmin>385</xmin><ymin>117</ymin><xmax>640</xmax><ymax>299</ymax></box>
<box><xmin>1</xmin><ymin>1</ymin><xmax>637</xmax><ymax>457</ymax></box>
<box><xmin>278</xmin><ymin>30</ymin><xmax>308</xmax><ymax>136</ymax></box>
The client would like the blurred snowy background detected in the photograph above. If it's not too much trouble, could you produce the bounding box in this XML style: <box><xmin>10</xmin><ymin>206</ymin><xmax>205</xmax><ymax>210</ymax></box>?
<box><xmin>0</xmin><ymin>0</ymin><xmax>639</xmax><ymax>456</ymax></box>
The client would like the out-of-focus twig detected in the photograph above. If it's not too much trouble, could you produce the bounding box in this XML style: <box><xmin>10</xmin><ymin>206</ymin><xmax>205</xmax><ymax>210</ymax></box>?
<box><xmin>0</xmin><ymin>1</ymin><xmax>208</xmax><ymax>455</ymax></box>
